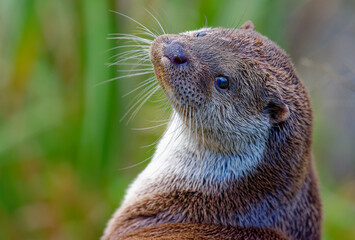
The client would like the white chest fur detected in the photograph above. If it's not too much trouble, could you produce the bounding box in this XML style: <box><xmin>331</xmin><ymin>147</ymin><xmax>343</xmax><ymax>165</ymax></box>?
<box><xmin>121</xmin><ymin>113</ymin><xmax>269</xmax><ymax>206</ymax></box>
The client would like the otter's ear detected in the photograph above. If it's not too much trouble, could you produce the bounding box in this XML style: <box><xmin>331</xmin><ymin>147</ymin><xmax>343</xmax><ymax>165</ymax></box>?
<box><xmin>263</xmin><ymin>97</ymin><xmax>290</xmax><ymax>124</ymax></box>
<box><xmin>240</xmin><ymin>21</ymin><xmax>255</xmax><ymax>30</ymax></box>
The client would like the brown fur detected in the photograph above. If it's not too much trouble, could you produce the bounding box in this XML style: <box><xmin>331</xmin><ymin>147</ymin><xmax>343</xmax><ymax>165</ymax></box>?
<box><xmin>103</xmin><ymin>21</ymin><xmax>322</xmax><ymax>240</ymax></box>
<box><xmin>121</xmin><ymin>223</ymin><xmax>289</xmax><ymax>239</ymax></box>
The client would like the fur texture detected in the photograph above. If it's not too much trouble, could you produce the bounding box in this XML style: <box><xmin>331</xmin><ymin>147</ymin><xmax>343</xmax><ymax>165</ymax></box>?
<box><xmin>120</xmin><ymin>222</ymin><xmax>289</xmax><ymax>239</ymax></box>
<box><xmin>103</xmin><ymin>21</ymin><xmax>322</xmax><ymax>240</ymax></box>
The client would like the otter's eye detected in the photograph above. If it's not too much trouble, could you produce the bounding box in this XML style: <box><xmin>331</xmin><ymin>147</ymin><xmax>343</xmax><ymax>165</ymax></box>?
<box><xmin>215</xmin><ymin>76</ymin><xmax>229</xmax><ymax>90</ymax></box>
<box><xmin>196</xmin><ymin>31</ymin><xmax>207</xmax><ymax>37</ymax></box>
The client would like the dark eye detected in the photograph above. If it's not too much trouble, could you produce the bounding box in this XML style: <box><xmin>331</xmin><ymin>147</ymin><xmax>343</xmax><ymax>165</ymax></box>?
<box><xmin>196</xmin><ymin>31</ymin><xmax>207</xmax><ymax>37</ymax></box>
<box><xmin>215</xmin><ymin>76</ymin><xmax>229</xmax><ymax>90</ymax></box>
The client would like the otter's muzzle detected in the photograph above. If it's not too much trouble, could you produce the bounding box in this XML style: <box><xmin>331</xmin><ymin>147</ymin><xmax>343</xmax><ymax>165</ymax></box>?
<box><xmin>163</xmin><ymin>40</ymin><xmax>188</xmax><ymax>65</ymax></box>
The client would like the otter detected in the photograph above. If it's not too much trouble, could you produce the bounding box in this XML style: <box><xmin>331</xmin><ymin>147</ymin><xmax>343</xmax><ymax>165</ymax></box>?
<box><xmin>102</xmin><ymin>21</ymin><xmax>322</xmax><ymax>240</ymax></box>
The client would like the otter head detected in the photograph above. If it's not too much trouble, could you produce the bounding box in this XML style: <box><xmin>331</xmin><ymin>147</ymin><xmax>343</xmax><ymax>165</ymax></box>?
<box><xmin>150</xmin><ymin>21</ymin><xmax>310</xmax><ymax>155</ymax></box>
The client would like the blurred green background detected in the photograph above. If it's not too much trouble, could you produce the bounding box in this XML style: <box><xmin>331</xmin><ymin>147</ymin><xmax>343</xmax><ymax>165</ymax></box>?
<box><xmin>1</xmin><ymin>0</ymin><xmax>355</xmax><ymax>239</ymax></box>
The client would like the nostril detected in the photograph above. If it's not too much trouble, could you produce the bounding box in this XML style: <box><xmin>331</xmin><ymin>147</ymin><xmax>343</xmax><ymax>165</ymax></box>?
<box><xmin>164</xmin><ymin>40</ymin><xmax>188</xmax><ymax>65</ymax></box>
<box><xmin>172</xmin><ymin>55</ymin><xmax>188</xmax><ymax>64</ymax></box>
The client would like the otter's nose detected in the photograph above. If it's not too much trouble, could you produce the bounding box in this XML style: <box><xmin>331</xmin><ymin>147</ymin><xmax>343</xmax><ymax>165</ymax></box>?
<box><xmin>164</xmin><ymin>40</ymin><xmax>188</xmax><ymax>65</ymax></box>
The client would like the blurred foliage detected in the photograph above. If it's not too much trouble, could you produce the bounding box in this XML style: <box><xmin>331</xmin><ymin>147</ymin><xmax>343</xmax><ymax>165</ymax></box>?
<box><xmin>0</xmin><ymin>0</ymin><xmax>354</xmax><ymax>239</ymax></box>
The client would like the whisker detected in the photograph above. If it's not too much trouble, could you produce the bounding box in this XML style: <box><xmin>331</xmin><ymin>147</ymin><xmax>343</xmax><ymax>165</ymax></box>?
<box><xmin>107</xmin><ymin>11</ymin><xmax>170</xmax><ymax>170</ymax></box>
<box><xmin>109</xmin><ymin>52</ymin><xmax>149</xmax><ymax>65</ymax></box>
<box><xmin>113</xmin><ymin>70</ymin><xmax>153</xmax><ymax>79</ymax></box>
<box><xmin>96</xmin><ymin>71</ymin><xmax>154</xmax><ymax>86</ymax></box>
<box><xmin>116</xmin><ymin>68</ymin><xmax>154</xmax><ymax>73</ymax></box>
<box><xmin>162</xmin><ymin>112</ymin><xmax>182</xmax><ymax>152</ymax></box>
<box><xmin>139</xmin><ymin>140</ymin><xmax>159</xmax><ymax>149</ymax></box>
<box><xmin>109</xmin><ymin>54</ymin><xmax>150</xmax><ymax>66</ymax></box>
<box><xmin>131</xmin><ymin>121</ymin><xmax>169</xmax><ymax>131</ymax></box>
<box><xmin>160</xmin><ymin>103</ymin><xmax>172</xmax><ymax>115</ymax></box>
<box><xmin>117</xmin><ymin>156</ymin><xmax>153</xmax><ymax>171</ymax></box>
<box><xmin>114</xmin><ymin>49</ymin><xmax>150</xmax><ymax>59</ymax></box>
<box><xmin>122</xmin><ymin>76</ymin><xmax>156</xmax><ymax>97</ymax></box>
<box><xmin>120</xmin><ymin>84</ymin><xmax>159</xmax><ymax>123</ymax></box>
<box><xmin>106</xmin><ymin>44</ymin><xmax>150</xmax><ymax>53</ymax></box>
<box><xmin>109</xmin><ymin>49</ymin><xmax>148</xmax><ymax>61</ymax></box>
<box><xmin>127</xmin><ymin>81</ymin><xmax>158</xmax><ymax>107</ymax></box>
<box><xmin>171</xmin><ymin>114</ymin><xmax>187</xmax><ymax>143</ymax></box>
<box><xmin>110</xmin><ymin>11</ymin><xmax>157</xmax><ymax>38</ymax></box>
<box><xmin>158</xmin><ymin>8</ymin><xmax>174</xmax><ymax>34</ymax></box>
<box><xmin>127</xmin><ymin>85</ymin><xmax>160</xmax><ymax>122</ymax></box>
<box><xmin>234</xmin><ymin>3</ymin><xmax>249</xmax><ymax>29</ymax></box>
<box><xmin>135</xmin><ymin>27</ymin><xmax>159</xmax><ymax>39</ymax></box>
<box><xmin>108</xmin><ymin>35</ymin><xmax>153</xmax><ymax>45</ymax></box>
<box><xmin>115</xmin><ymin>63</ymin><xmax>152</xmax><ymax>67</ymax></box>
<box><xmin>108</xmin><ymin>37</ymin><xmax>152</xmax><ymax>44</ymax></box>
<box><xmin>108</xmin><ymin>32</ymin><xmax>154</xmax><ymax>41</ymax></box>
<box><xmin>145</xmin><ymin>8</ymin><xmax>166</xmax><ymax>35</ymax></box>
<box><xmin>150</xmin><ymin>97</ymin><xmax>168</xmax><ymax>103</ymax></box>
<box><xmin>149</xmin><ymin>8</ymin><xmax>170</xmax><ymax>35</ymax></box>
<box><xmin>121</xmin><ymin>87</ymin><xmax>157</xmax><ymax>123</ymax></box>
<box><xmin>148</xmin><ymin>118</ymin><xmax>170</xmax><ymax>123</ymax></box>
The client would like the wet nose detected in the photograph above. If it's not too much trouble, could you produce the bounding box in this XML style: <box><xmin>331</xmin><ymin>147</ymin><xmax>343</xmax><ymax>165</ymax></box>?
<box><xmin>164</xmin><ymin>40</ymin><xmax>188</xmax><ymax>65</ymax></box>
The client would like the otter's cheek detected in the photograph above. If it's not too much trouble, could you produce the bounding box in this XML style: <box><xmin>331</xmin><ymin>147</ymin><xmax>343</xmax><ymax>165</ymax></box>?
<box><xmin>154</xmin><ymin>65</ymin><xmax>173</xmax><ymax>99</ymax></box>
<box><xmin>153</xmin><ymin>65</ymin><xmax>163</xmax><ymax>81</ymax></box>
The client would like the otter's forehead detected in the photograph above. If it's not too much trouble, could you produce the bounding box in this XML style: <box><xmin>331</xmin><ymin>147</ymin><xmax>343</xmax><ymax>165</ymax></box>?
<box><xmin>181</xmin><ymin>27</ymin><xmax>250</xmax><ymax>42</ymax></box>
<box><xmin>182</xmin><ymin>28</ymin><xmax>211</xmax><ymax>36</ymax></box>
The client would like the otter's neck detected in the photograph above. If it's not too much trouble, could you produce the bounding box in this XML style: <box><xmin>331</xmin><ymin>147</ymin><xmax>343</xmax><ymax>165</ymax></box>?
<box><xmin>123</xmin><ymin>113</ymin><xmax>269</xmax><ymax>203</ymax></box>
